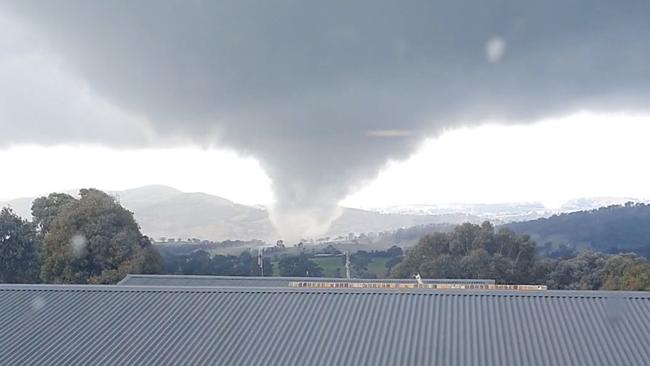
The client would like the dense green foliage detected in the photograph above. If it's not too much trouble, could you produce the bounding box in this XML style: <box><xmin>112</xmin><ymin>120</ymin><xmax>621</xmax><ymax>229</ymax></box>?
<box><xmin>38</xmin><ymin>189</ymin><xmax>162</xmax><ymax>284</ymax></box>
<box><xmin>347</xmin><ymin>246</ymin><xmax>404</xmax><ymax>278</ymax></box>
<box><xmin>538</xmin><ymin>251</ymin><xmax>650</xmax><ymax>290</ymax></box>
<box><xmin>258</xmin><ymin>246</ymin><xmax>405</xmax><ymax>279</ymax></box>
<box><xmin>4</xmin><ymin>189</ymin><xmax>650</xmax><ymax>291</ymax></box>
<box><xmin>278</xmin><ymin>254</ymin><xmax>323</xmax><ymax>277</ymax></box>
<box><xmin>32</xmin><ymin>193</ymin><xmax>77</xmax><ymax>235</ymax></box>
<box><xmin>161</xmin><ymin>249</ymin><xmax>272</xmax><ymax>276</ymax></box>
<box><xmin>507</xmin><ymin>203</ymin><xmax>650</xmax><ymax>257</ymax></box>
<box><xmin>392</xmin><ymin>222</ymin><xmax>536</xmax><ymax>283</ymax></box>
<box><xmin>393</xmin><ymin>222</ymin><xmax>650</xmax><ymax>290</ymax></box>
<box><xmin>0</xmin><ymin>208</ymin><xmax>39</xmax><ymax>283</ymax></box>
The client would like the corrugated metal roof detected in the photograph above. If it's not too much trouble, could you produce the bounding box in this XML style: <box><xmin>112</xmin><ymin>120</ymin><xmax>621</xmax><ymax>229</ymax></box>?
<box><xmin>117</xmin><ymin>274</ymin><xmax>496</xmax><ymax>287</ymax></box>
<box><xmin>1</xmin><ymin>284</ymin><xmax>648</xmax><ymax>366</ymax></box>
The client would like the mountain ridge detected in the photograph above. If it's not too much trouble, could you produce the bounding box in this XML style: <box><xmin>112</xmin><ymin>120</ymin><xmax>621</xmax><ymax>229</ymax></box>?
<box><xmin>3</xmin><ymin>185</ymin><xmax>648</xmax><ymax>243</ymax></box>
<box><xmin>507</xmin><ymin>202</ymin><xmax>650</xmax><ymax>257</ymax></box>
<box><xmin>0</xmin><ymin>185</ymin><xmax>481</xmax><ymax>242</ymax></box>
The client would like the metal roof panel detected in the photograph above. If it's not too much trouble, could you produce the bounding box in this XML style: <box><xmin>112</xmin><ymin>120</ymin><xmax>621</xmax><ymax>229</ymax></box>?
<box><xmin>1</xmin><ymin>284</ymin><xmax>648</xmax><ymax>366</ymax></box>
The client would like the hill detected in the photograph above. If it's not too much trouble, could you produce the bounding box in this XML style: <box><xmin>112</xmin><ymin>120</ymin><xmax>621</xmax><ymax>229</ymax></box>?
<box><xmin>559</xmin><ymin>196</ymin><xmax>648</xmax><ymax>212</ymax></box>
<box><xmin>372</xmin><ymin>202</ymin><xmax>551</xmax><ymax>223</ymax></box>
<box><xmin>1</xmin><ymin>186</ymin><xmax>279</xmax><ymax>241</ymax></box>
<box><xmin>507</xmin><ymin>203</ymin><xmax>650</xmax><ymax>257</ymax></box>
<box><xmin>2</xmin><ymin>185</ymin><xmax>482</xmax><ymax>242</ymax></box>
<box><xmin>327</xmin><ymin>207</ymin><xmax>479</xmax><ymax>237</ymax></box>
<box><xmin>120</xmin><ymin>187</ymin><xmax>484</xmax><ymax>242</ymax></box>
<box><xmin>114</xmin><ymin>186</ymin><xmax>279</xmax><ymax>242</ymax></box>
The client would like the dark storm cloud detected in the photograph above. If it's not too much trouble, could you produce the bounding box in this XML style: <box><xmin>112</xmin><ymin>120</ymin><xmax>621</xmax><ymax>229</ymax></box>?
<box><xmin>2</xmin><ymin>0</ymin><xmax>650</xmax><ymax>237</ymax></box>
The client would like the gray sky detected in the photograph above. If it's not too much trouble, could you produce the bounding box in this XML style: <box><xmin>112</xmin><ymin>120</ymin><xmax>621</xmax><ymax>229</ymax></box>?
<box><xmin>2</xmin><ymin>1</ymin><xmax>650</xmax><ymax>238</ymax></box>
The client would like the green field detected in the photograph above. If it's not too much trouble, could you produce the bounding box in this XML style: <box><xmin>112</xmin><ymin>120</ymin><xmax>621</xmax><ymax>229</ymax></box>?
<box><xmin>311</xmin><ymin>257</ymin><xmax>346</xmax><ymax>277</ymax></box>
<box><xmin>366</xmin><ymin>257</ymin><xmax>389</xmax><ymax>278</ymax></box>
<box><xmin>270</xmin><ymin>256</ymin><xmax>391</xmax><ymax>278</ymax></box>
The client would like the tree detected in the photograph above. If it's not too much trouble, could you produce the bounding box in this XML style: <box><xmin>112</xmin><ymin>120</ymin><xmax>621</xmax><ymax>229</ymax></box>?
<box><xmin>350</xmin><ymin>250</ymin><xmax>371</xmax><ymax>273</ymax></box>
<box><xmin>386</xmin><ymin>245</ymin><xmax>403</xmax><ymax>258</ymax></box>
<box><xmin>211</xmin><ymin>254</ymin><xmax>237</xmax><ymax>275</ymax></box>
<box><xmin>461</xmin><ymin>249</ymin><xmax>491</xmax><ymax>279</ymax></box>
<box><xmin>0</xmin><ymin>208</ymin><xmax>39</xmax><ymax>283</ymax></box>
<box><xmin>31</xmin><ymin>193</ymin><xmax>76</xmax><ymax>234</ymax></box>
<box><xmin>383</xmin><ymin>220</ymin><xmax>650</xmax><ymax>290</ymax></box>
<box><xmin>278</xmin><ymin>254</ymin><xmax>323</xmax><ymax>277</ymax></box>
<box><xmin>391</xmin><ymin>223</ymin><xmax>537</xmax><ymax>283</ymax></box>
<box><xmin>419</xmin><ymin>254</ymin><xmax>462</xmax><ymax>279</ymax></box>
<box><xmin>618</xmin><ymin>263</ymin><xmax>650</xmax><ymax>290</ymax></box>
<box><xmin>159</xmin><ymin>249</ymin><xmax>273</xmax><ymax>276</ymax></box>
<box><xmin>321</xmin><ymin>245</ymin><xmax>342</xmax><ymax>255</ymax></box>
<box><xmin>182</xmin><ymin>250</ymin><xmax>214</xmax><ymax>275</ymax></box>
<box><xmin>601</xmin><ymin>254</ymin><xmax>650</xmax><ymax>291</ymax></box>
<box><xmin>385</xmin><ymin>256</ymin><xmax>403</xmax><ymax>275</ymax></box>
<box><xmin>234</xmin><ymin>251</ymin><xmax>258</xmax><ymax>276</ymax></box>
<box><xmin>39</xmin><ymin>189</ymin><xmax>162</xmax><ymax>284</ymax></box>
<box><xmin>391</xmin><ymin>232</ymin><xmax>451</xmax><ymax>278</ymax></box>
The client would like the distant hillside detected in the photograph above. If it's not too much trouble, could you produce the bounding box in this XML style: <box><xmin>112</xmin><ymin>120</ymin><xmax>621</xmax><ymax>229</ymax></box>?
<box><xmin>372</xmin><ymin>202</ymin><xmax>551</xmax><ymax>223</ymax></box>
<box><xmin>6</xmin><ymin>187</ymin><xmax>649</xmax><ymax>245</ymax></box>
<box><xmin>559</xmin><ymin>197</ymin><xmax>648</xmax><ymax>212</ymax></box>
<box><xmin>2</xmin><ymin>186</ymin><xmax>279</xmax><ymax>241</ymax></box>
<box><xmin>122</xmin><ymin>187</ymin><xmax>483</xmax><ymax>242</ymax></box>
<box><xmin>114</xmin><ymin>186</ymin><xmax>279</xmax><ymax>242</ymax></box>
<box><xmin>328</xmin><ymin>207</ymin><xmax>480</xmax><ymax>236</ymax></box>
<box><xmin>507</xmin><ymin>203</ymin><xmax>650</xmax><ymax>257</ymax></box>
<box><xmin>1</xmin><ymin>185</ymin><xmax>482</xmax><ymax>242</ymax></box>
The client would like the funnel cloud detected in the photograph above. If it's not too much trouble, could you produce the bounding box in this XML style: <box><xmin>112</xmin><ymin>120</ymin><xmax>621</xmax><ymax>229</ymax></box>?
<box><xmin>2</xmin><ymin>1</ymin><xmax>650</xmax><ymax>239</ymax></box>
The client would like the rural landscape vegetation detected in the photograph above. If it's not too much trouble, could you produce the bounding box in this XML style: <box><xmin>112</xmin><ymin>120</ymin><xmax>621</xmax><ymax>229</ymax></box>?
<box><xmin>3</xmin><ymin>188</ymin><xmax>650</xmax><ymax>290</ymax></box>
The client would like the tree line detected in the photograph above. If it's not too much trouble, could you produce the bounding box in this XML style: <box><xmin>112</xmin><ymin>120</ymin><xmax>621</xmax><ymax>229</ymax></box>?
<box><xmin>392</xmin><ymin>222</ymin><xmax>650</xmax><ymax>290</ymax></box>
<box><xmin>1</xmin><ymin>189</ymin><xmax>161</xmax><ymax>284</ymax></box>
<box><xmin>507</xmin><ymin>202</ymin><xmax>650</xmax><ymax>257</ymax></box>
<box><xmin>160</xmin><ymin>249</ymin><xmax>272</xmax><ymax>276</ymax></box>
<box><xmin>2</xmin><ymin>189</ymin><xmax>650</xmax><ymax>290</ymax></box>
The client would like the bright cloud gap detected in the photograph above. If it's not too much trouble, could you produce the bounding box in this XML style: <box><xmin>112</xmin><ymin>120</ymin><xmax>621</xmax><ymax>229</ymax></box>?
<box><xmin>2</xmin><ymin>112</ymin><xmax>650</xmax><ymax>210</ymax></box>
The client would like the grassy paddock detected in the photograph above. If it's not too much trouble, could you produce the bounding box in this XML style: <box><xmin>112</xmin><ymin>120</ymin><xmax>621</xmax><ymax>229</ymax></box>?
<box><xmin>271</xmin><ymin>256</ymin><xmax>391</xmax><ymax>278</ymax></box>
<box><xmin>311</xmin><ymin>257</ymin><xmax>345</xmax><ymax>277</ymax></box>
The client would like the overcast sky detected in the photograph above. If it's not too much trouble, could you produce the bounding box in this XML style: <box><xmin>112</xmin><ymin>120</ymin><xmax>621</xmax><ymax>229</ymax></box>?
<box><xmin>2</xmin><ymin>1</ymin><xmax>650</xmax><ymax>237</ymax></box>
